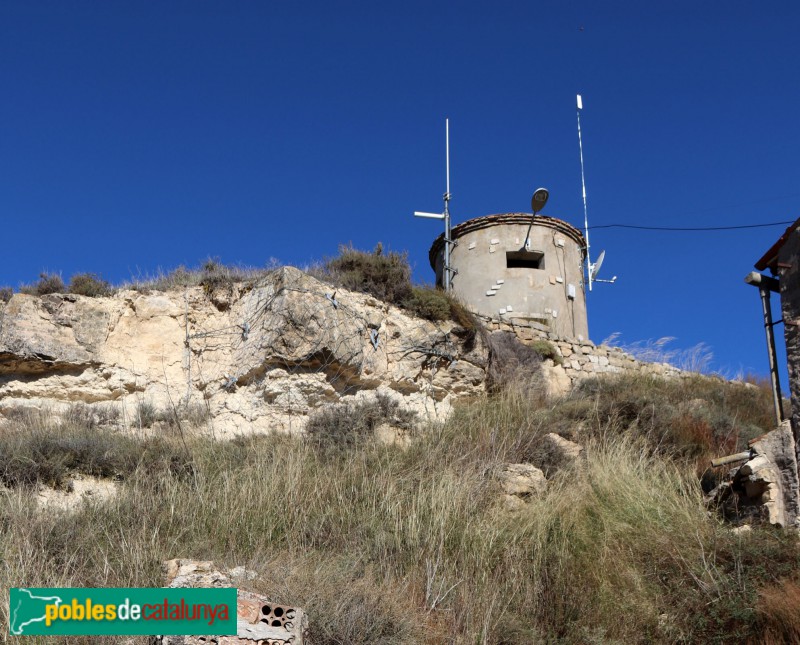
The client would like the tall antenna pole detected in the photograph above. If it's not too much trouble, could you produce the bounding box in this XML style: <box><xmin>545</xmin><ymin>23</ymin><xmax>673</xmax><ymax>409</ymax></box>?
<box><xmin>576</xmin><ymin>94</ymin><xmax>593</xmax><ymax>292</ymax></box>
<box><xmin>444</xmin><ymin>118</ymin><xmax>452</xmax><ymax>292</ymax></box>
<box><xmin>413</xmin><ymin>119</ymin><xmax>455</xmax><ymax>291</ymax></box>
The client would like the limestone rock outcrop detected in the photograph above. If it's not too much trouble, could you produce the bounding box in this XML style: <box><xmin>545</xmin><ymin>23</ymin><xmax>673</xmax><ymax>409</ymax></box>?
<box><xmin>541</xmin><ymin>433</ymin><xmax>584</xmax><ymax>469</ymax></box>
<box><xmin>498</xmin><ymin>463</ymin><xmax>547</xmax><ymax>511</ymax></box>
<box><xmin>0</xmin><ymin>268</ymin><xmax>487</xmax><ymax>436</ymax></box>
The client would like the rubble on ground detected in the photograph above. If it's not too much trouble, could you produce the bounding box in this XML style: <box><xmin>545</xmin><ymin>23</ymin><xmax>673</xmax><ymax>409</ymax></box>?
<box><xmin>151</xmin><ymin>559</ymin><xmax>308</xmax><ymax>645</ymax></box>
<box><xmin>705</xmin><ymin>421</ymin><xmax>800</xmax><ymax>528</ymax></box>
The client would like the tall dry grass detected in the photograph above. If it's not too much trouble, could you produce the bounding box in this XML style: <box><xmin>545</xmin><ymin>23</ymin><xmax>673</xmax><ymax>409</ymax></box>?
<box><xmin>0</xmin><ymin>374</ymin><xmax>796</xmax><ymax>643</ymax></box>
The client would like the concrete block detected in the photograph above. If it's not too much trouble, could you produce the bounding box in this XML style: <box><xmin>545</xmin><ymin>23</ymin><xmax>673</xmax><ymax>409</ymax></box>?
<box><xmin>156</xmin><ymin>559</ymin><xmax>309</xmax><ymax>645</ymax></box>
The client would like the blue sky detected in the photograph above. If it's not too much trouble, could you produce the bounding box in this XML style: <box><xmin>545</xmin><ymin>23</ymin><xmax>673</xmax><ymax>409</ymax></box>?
<box><xmin>1</xmin><ymin>1</ymin><xmax>798</xmax><ymax>379</ymax></box>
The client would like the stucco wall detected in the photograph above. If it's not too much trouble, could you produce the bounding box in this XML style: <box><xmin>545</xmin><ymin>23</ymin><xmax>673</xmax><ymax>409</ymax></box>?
<box><xmin>430</xmin><ymin>214</ymin><xmax>589</xmax><ymax>340</ymax></box>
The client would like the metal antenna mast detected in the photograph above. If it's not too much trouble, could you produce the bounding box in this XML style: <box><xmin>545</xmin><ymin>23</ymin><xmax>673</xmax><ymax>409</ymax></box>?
<box><xmin>577</xmin><ymin>95</ymin><xmax>616</xmax><ymax>290</ymax></box>
<box><xmin>414</xmin><ymin>118</ymin><xmax>455</xmax><ymax>291</ymax></box>
<box><xmin>576</xmin><ymin>94</ymin><xmax>593</xmax><ymax>291</ymax></box>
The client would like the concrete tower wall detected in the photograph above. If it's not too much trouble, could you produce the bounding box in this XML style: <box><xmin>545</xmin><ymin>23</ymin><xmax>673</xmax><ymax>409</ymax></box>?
<box><xmin>430</xmin><ymin>213</ymin><xmax>588</xmax><ymax>340</ymax></box>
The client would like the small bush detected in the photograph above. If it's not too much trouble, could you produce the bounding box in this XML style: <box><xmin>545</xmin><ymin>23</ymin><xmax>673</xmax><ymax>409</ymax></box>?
<box><xmin>0</xmin><ymin>286</ymin><xmax>12</xmax><ymax>302</ymax></box>
<box><xmin>160</xmin><ymin>401</ymin><xmax>211</xmax><ymax>431</ymax></box>
<box><xmin>63</xmin><ymin>402</ymin><xmax>121</xmax><ymax>430</ymax></box>
<box><xmin>527</xmin><ymin>339</ymin><xmax>563</xmax><ymax>365</ymax></box>
<box><xmin>319</xmin><ymin>244</ymin><xmax>413</xmax><ymax>305</ymax></box>
<box><xmin>20</xmin><ymin>272</ymin><xmax>65</xmax><ymax>296</ymax></box>
<box><xmin>136</xmin><ymin>401</ymin><xmax>158</xmax><ymax>428</ymax></box>
<box><xmin>306</xmin><ymin>394</ymin><xmax>417</xmax><ymax>454</ymax></box>
<box><xmin>134</xmin><ymin>400</ymin><xmax>209</xmax><ymax>431</ymax></box>
<box><xmin>0</xmin><ymin>420</ymin><xmax>134</xmax><ymax>488</ymax></box>
<box><xmin>317</xmin><ymin>246</ymin><xmax>479</xmax><ymax>331</ymax></box>
<box><xmin>404</xmin><ymin>285</ymin><xmax>450</xmax><ymax>320</ymax></box>
<box><xmin>403</xmin><ymin>285</ymin><xmax>477</xmax><ymax>331</ymax></box>
<box><xmin>68</xmin><ymin>272</ymin><xmax>113</xmax><ymax>297</ymax></box>
<box><xmin>198</xmin><ymin>257</ymin><xmax>244</xmax><ymax>309</ymax></box>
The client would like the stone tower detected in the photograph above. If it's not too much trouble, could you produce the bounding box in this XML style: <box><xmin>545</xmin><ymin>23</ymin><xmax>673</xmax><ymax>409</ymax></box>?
<box><xmin>430</xmin><ymin>212</ymin><xmax>588</xmax><ymax>340</ymax></box>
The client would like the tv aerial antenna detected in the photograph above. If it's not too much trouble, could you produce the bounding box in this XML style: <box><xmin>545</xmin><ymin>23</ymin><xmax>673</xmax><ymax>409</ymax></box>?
<box><xmin>413</xmin><ymin>118</ymin><xmax>455</xmax><ymax>291</ymax></box>
<box><xmin>577</xmin><ymin>94</ymin><xmax>616</xmax><ymax>289</ymax></box>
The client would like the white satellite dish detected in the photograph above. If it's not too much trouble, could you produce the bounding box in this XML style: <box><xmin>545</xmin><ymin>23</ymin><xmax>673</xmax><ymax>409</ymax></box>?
<box><xmin>591</xmin><ymin>249</ymin><xmax>605</xmax><ymax>280</ymax></box>
<box><xmin>531</xmin><ymin>187</ymin><xmax>549</xmax><ymax>214</ymax></box>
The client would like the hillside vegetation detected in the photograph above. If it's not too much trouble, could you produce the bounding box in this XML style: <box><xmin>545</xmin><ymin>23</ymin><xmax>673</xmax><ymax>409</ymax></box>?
<box><xmin>0</xmin><ymin>246</ymin><xmax>475</xmax><ymax>328</ymax></box>
<box><xmin>1</xmin><ymin>371</ymin><xmax>797</xmax><ymax>644</ymax></box>
<box><xmin>1</xmin><ymin>247</ymin><xmax>795</xmax><ymax>643</ymax></box>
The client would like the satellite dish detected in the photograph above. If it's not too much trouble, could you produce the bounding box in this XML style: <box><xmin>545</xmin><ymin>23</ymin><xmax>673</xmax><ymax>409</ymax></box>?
<box><xmin>591</xmin><ymin>249</ymin><xmax>605</xmax><ymax>280</ymax></box>
<box><xmin>531</xmin><ymin>187</ymin><xmax>549</xmax><ymax>214</ymax></box>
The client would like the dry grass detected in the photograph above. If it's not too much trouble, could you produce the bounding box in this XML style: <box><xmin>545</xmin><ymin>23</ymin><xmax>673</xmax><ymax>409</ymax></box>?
<box><xmin>603</xmin><ymin>332</ymin><xmax>715</xmax><ymax>373</ymax></box>
<box><xmin>757</xmin><ymin>579</ymin><xmax>800</xmax><ymax>644</ymax></box>
<box><xmin>124</xmin><ymin>258</ymin><xmax>279</xmax><ymax>293</ymax></box>
<box><xmin>0</xmin><ymin>374</ymin><xmax>794</xmax><ymax>643</ymax></box>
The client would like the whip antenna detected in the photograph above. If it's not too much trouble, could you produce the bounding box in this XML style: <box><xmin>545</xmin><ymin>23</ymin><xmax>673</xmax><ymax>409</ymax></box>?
<box><xmin>576</xmin><ymin>94</ymin><xmax>593</xmax><ymax>291</ymax></box>
<box><xmin>413</xmin><ymin>118</ymin><xmax>455</xmax><ymax>291</ymax></box>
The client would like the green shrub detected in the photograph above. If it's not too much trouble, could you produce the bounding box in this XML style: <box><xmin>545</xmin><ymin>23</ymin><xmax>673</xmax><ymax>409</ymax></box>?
<box><xmin>528</xmin><ymin>338</ymin><xmax>563</xmax><ymax>365</ymax></box>
<box><xmin>68</xmin><ymin>272</ymin><xmax>113</xmax><ymax>297</ymax></box>
<box><xmin>404</xmin><ymin>285</ymin><xmax>451</xmax><ymax>320</ymax></box>
<box><xmin>318</xmin><ymin>246</ymin><xmax>479</xmax><ymax>332</ymax></box>
<box><xmin>403</xmin><ymin>285</ymin><xmax>477</xmax><ymax>330</ymax></box>
<box><xmin>0</xmin><ymin>286</ymin><xmax>12</xmax><ymax>302</ymax></box>
<box><xmin>20</xmin><ymin>272</ymin><xmax>65</xmax><ymax>296</ymax></box>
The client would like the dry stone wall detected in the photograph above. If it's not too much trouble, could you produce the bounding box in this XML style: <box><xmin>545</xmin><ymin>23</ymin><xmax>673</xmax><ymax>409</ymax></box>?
<box><xmin>481</xmin><ymin>316</ymin><xmax>687</xmax><ymax>395</ymax></box>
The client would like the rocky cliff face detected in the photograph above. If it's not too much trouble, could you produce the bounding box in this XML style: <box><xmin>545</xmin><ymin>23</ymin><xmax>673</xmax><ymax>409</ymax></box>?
<box><xmin>0</xmin><ymin>267</ymin><xmax>487</xmax><ymax>436</ymax></box>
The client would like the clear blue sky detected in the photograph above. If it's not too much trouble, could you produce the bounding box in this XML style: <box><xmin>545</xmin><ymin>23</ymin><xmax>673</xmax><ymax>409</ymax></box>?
<box><xmin>1</xmin><ymin>1</ymin><xmax>798</xmax><ymax>378</ymax></box>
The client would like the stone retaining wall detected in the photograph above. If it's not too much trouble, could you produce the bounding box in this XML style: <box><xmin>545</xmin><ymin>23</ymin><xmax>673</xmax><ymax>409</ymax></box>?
<box><xmin>481</xmin><ymin>316</ymin><xmax>688</xmax><ymax>394</ymax></box>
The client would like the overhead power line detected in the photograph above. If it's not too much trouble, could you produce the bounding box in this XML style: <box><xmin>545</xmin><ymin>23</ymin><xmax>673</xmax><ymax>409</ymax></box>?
<box><xmin>588</xmin><ymin>220</ymin><xmax>795</xmax><ymax>232</ymax></box>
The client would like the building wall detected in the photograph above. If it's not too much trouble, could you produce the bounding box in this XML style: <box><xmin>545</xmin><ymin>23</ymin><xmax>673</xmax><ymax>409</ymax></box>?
<box><xmin>431</xmin><ymin>214</ymin><xmax>589</xmax><ymax>340</ymax></box>
<box><xmin>777</xmin><ymin>229</ymin><xmax>800</xmax><ymax>442</ymax></box>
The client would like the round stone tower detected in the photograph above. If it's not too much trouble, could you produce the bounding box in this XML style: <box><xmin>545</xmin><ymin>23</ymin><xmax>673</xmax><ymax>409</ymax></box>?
<box><xmin>429</xmin><ymin>213</ymin><xmax>588</xmax><ymax>340</ymax></box>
